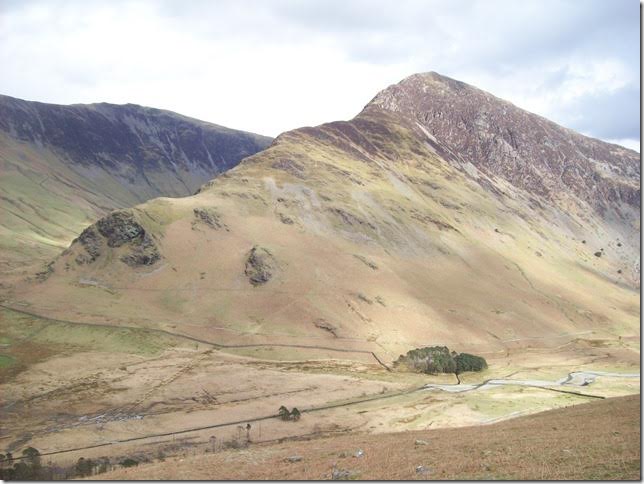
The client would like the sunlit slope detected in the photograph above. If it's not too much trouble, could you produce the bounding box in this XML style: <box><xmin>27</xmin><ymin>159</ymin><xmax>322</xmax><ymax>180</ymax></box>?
<box><xmin>0</xmin><ymin>95</ymin><xmax>271</xmax><ymax>272</ymax></box>
<box><xmin>1</xmin><ymin>133</ymin><xmax>147</xmax><ymax>270</ymax></box>
<box><xmin>14</xmin><ymin>74</ymin><xmax>639</xmax><ymax>360</ymax></box>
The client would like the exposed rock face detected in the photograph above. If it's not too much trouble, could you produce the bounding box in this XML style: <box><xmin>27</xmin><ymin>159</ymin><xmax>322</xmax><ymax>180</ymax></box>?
<box><xmin>119</xmin><ymin>232</ymin><xmax>160</xmax><ymax>267</ymax></box>
<box><xmin>353</xmin><ymin>255</ymin><xmax>378</xmax><ymax>270</ymax></box>
<box><xmin>22</xmin><ymin>72</ymin><xmax>640</xmax><ymax>350</ymax></box>
<box><xmin>365</xmin><ymin>72</ymin><xmax>639</xmax><ymax>215</ymax></box>
<box><xmin>245</xmin><ymin>246</ymin><xmax>277</xmax><ymax>286</ymax></box>
<box><xmin>192</xmin><ymin>208</ymin><xmax>227</xmax><ymax>230</ymax></box>
<box><xmin>97</xmin><ymin>211</ymin><xmax>145</xmax><ymax>247</ymax></box>
<box><xmin>0</xmin><ymin>95</ymin><xmax>272</xmax><ymax>187</ymax></box>
<box><xmin>313</xmin><ymin>319</ymin><xmax>339</xmax><ymax>337</ymax></box>
<box><xmin>72</xmin><ymin>211</ymin><xmax>160</xmax><ymax>267</ymax></box>
<box><xmin>75</xmin><ymin>226</ymin><xmax>103</xmax><ymax>264</ymax></box>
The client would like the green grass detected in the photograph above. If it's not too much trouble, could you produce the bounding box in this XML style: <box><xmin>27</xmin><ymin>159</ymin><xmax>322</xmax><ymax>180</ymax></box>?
<box><xmin>0</xmin><ymin>307</ymin><xmax>190</xmax><ymax>377</ymax></box>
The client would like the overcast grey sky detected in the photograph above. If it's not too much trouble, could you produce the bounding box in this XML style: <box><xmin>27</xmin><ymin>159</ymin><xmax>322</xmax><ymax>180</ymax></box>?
<box><xmin>0</xmin><ymin>0</ymin><xmax>640</xmax><ymax>150</ymax></box>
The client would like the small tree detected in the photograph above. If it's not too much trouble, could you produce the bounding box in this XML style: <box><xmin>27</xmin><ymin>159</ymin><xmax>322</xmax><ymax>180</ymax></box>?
<box><xmin>454</xmin><ymin>353</ymin><xmax>488</xmax><ymax>374</ymax></box>
<box><xmin>75</xmin><ymin>457</ymin><xmax>94</xmax><ymax>477</ymax></box>
<box><xmin>22</xmin><ymin>447</ymin><xmax>41</xmax><ymax>468</ymax></box>
<box><xmin>12</xmin><ymin>461</ymin><xmax>32</xmax><ymax>480</ymax></box>
<box><xmin>12</xmin><ymin>447</ymin><xmax>43</xmax><ymax>479</ymax></box>
<box><xmin>278</xmin><ymin>405</ymin><xmax>291</xmax><ymax>421</ymax></box>
<box><xmin>290</xmin><ymin>408</ymin><xmax>301</xmax><ymax>421</ymax></box>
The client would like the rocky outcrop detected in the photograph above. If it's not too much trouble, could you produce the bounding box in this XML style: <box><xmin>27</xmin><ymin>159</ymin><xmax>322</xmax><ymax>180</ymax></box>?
<box><xmin>245</xmin><ymin>246</ymin><xmax>277</xmax><ymax>286</ymax></box>
<box><xmin>75</xmin><ymin>226</ymin><xmax>103</xmax><ymax>264</ymax></box>
<box><xmin>96</xmin><ymin>211</ymin><xmax>145</xmax><ymax>247</ymax></box>
<box><xmin>364</xmin><ymin>72</ymin><xmax>640</xmax><ymax>215</ymax></box>
<box><xmin>72</xmin><ymin>211</ymin><xmax>160</xmax><ymax>267</ymax></box>
<box><xmin>0</xmin><ymin>94</ymin><xmax>272</xmax><ymax>271</ymax></box>
<box><xmin>313</xmin><ymin>319</ymin><xmax>339</xmax><ymax>337</ymax></box>
<box><xmin>192</xmin><ymin>208</ymin><xmax>227</xmax><ymax>230</ymax></box>
<box><xmin>353</xmin><ymin>255</ymin><xmax>378</xmax><ymax>270</ymax></box>
<box><xmin>119</xmin><ymin>232</ymin><xmax>160</xmax><ymax>267</ymax></box>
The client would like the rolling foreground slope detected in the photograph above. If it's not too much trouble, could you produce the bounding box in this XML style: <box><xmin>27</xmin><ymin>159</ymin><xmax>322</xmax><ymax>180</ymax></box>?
<box><xmin>0</xmin><ymin>95</ymin><xmax>271</xmax><ymax>272</ymax></box>
<box><xmin>11</xmin><ymin>72</ymin><xmax>640</xmax><ymax>361</ymax></box>
<box><xmin>97</xmin><ymin>394</ymin><xmax>641</xmax><ymax>480</ymax></box>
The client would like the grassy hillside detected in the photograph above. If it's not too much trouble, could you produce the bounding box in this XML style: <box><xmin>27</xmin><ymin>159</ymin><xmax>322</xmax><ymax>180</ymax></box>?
<box><xmin>0</xmin><ymin>97</ymin><xmax>271</xmax><ymax>274</ymax></box>
<box><xmin>2</xmin><ymin>74</ymin><xmax>638</xmax><ymax>472</ymax></box>
<box><xmin>13</xmin><ymin>95</ymin><xmax>639</xmax><ymax>361</ymax></box>
<box><xmin>96</xmin><ymin>394</ymin><xmax>641</xmax><ymax>480</ymax></box>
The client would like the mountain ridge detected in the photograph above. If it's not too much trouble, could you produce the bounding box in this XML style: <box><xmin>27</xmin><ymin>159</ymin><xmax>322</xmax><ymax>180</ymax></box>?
<box><xmin>364</xmin><ymin>71</ymin><xmax>639</xmax><ymax>207</ymax></box>
<box><xmin>0</xmin><ymin>94</ymin><xmax>272</xmax><ymax>271</ymax></box>
<box><xmin>11</xmin><ymin>72</ymin><xmax>640</xmax><ymax>360</ymax></box>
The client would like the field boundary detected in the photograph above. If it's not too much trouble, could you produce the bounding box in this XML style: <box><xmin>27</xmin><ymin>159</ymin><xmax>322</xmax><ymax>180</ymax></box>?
<box><xmin>0</xmin><ymin>304</ymin><xmax>392</xmax><ymax>370</ymax></box>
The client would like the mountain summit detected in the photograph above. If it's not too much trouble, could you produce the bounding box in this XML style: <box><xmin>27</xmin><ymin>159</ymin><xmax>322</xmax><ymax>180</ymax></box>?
<box><xmin>15</xmin><ymin>73</ymin><xmax>640</xmax><ymax>361</ymax></box>
<box><xmin>364</xmin><ymin>72</ymin><xmax>638</xmax><ymax>213</ymax></box>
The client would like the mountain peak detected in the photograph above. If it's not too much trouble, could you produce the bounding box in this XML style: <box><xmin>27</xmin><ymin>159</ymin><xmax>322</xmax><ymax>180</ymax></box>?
<box><xmin>361</xmin><ymin>71</ymin><xmax>639</xmax><ymax>215</ymax></box>
<box><xmin>365</xmin><ymin>71</ymin><xmax>475</xmax><ymax>113</ymax></box>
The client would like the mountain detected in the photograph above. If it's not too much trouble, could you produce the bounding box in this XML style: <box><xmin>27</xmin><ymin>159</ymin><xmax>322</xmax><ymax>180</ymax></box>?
<box><xmin>13</xmin><ymin>72</ymin><xmax>640</xmax><ymax>360</ymax></box>
<box><xmin>0</xmin><ymin>95</ymin><xmax>271</xmax><ymax>272</ymax></box>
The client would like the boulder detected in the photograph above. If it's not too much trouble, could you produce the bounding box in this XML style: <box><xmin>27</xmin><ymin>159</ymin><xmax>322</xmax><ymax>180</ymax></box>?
<box><xmin>245</xmin><ymin>246</ymin><xmax>277</xmax><ymax>286</ymax></box>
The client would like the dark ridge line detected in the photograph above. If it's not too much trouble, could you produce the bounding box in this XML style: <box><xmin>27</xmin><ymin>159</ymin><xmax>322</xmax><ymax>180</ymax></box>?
<box><xmin>526</xmin><ymin>385</ymin><xmax>605</xmax><ymax>399</ymax></box>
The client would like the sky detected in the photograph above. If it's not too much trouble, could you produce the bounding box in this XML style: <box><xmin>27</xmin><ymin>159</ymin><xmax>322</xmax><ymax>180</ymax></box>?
<box><xmin>0</xmin><ymin>0</ymin><xmax>640</xmax><ymax>151</ymax></box>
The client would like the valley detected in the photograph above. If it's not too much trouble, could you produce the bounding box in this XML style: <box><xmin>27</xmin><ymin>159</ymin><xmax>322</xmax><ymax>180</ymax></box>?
<box><xmin>0</xmin><ymin>95</ymin><xmax>271</xmax><ymax>274</ymax></box>
<box><xmin>0</xmin><ymin>72</ymin><xmax>639</xmax><ymax>479</ymax></box>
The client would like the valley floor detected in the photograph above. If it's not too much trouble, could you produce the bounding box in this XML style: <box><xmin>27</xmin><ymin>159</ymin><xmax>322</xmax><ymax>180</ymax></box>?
<box><xmin>0</xmin><ymin>304</ymin><xmax>640</xmax><ymax>480</ymax></box>
<box><xmin>95</xmin><ymin>394</ymin><xmax>641</xmax><ymax>480</ymax></box>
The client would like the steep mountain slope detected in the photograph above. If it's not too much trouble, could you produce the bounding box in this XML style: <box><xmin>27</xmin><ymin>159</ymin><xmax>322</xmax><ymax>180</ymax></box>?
<box><xmin>0</xmin><ymin>95</ymin><xmax>271</xmax><ymax>271</ymax></box>
<box><xmin>14</xmin><ymin>73</ymin><xmax>639</xmax><ymax>360</ymax></box>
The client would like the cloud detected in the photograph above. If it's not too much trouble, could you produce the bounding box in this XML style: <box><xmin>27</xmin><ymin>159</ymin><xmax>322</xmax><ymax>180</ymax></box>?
<box><xmin>0</xmin><ymin>0</ymin><xmax>639</xmax><ymax>149</ymax></box>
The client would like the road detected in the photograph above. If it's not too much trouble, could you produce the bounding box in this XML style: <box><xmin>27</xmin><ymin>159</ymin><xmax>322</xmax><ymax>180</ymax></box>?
<box><xmin>423</xmin><ymin>370</ymin><xmax>640</xmax><ymax>398</ymax></box>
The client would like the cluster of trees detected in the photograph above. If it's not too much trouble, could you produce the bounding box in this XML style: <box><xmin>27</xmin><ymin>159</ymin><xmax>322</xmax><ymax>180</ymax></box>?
<box><xmin>74</xmin><ymin>456</ymin><xmax>118</xmax><ymax>477</ymax></box>
<box><xmin>0</xmin><ymin>447</ymin><xmax>139</xmax><ymax>480</ymax></box>
<box><xmin>278</xmin><ymin>405</ymin><xmax>301</xmax><ymax>421</ymax></box>
<box><xmin>0</xmin><ymin>447</ymin><xmax>52</xmax><ymax>480</ymax></box>
<box><xmin>454</xmin><ymin>352</ymin><xmax>488</xmax><ymax>373</ymax></box>
<box><xmin>394</xmin><ymin>345</ymin><xmax>487</xmax><ymax>379</ymax></box>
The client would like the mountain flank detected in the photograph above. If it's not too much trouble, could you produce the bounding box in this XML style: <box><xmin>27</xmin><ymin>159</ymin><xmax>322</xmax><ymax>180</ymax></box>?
<box><xmin>0</xmin><ymin>95</ymin><xmax>271</xmax><ymax>271</ymax></box>
<box><xmin>13</xmin><ymin>72</ymin><xmax>640</xmax><ymax>360</ymax></box>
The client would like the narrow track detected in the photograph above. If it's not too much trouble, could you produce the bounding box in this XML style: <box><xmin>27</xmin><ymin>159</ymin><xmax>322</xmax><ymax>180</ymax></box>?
<box><xmin>0</xmin><ymin>304</ymin><xmax>391</xmax><ymax>371</ymax></box>
<box><xmin>0</xmin><ymin>385</ymin><xmax>425</xmax><ymax>462</ymax></box>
